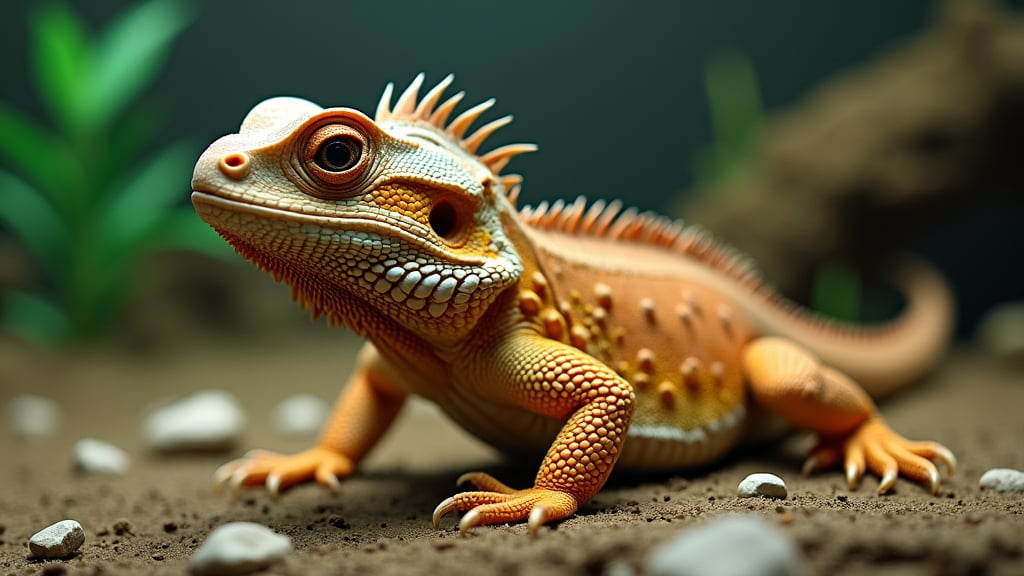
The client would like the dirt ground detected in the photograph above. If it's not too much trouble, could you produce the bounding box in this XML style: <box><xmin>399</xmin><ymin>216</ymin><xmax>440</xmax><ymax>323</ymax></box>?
<box><xmin>1</xmin><ymin>332</ymin><xmax>1022</xmax><ymax>576</ymax></box>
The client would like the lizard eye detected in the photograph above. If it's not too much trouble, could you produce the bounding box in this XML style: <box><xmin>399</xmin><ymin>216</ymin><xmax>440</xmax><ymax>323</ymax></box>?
<box><xmin>303</xmin><ymin>123</ymin><xmax>370</xmax><ymax>188</ymax></box>
<box><xmin>315</xmin><ymin>137</ymin><xmax>361</xmax><ymax>172</ymax></box>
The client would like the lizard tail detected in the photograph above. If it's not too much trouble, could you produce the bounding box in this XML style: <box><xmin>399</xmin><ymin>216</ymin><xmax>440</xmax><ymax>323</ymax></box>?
<box><xmin>759</xmin><ymin>257</ymin><xmax>955</xmax><ymax>399</ymax></box>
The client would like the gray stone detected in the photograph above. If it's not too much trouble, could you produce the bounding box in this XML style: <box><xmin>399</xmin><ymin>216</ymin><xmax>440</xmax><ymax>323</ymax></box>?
<box><xmin>645</xmin><ymin>515</ymin><xmax>805</xmax><ymax>576</ymax></box>
<box><xmin>74</xmin><ymin>438</ymin><xmax>130</xmax><ymax>475</ymax></box>
<box><xmin>190</xmin><ymin>522</ymin><xmax>292</xmax><ymax>576</ymax></box>
<box><xmin>145</xmin><ymin>390</ymin><xmax>245</xmax><ymax>453</ymax></box>
<box><xmin>29</xmin><ymin>519</ymin><xmax>85</xmax><ymax>558</ymax></box>
<box><xmin>979</xmin><ymin>468</ymin><xmax>1024</xmax><ymax>493</ymax></box>
<box><xmin>737</xmin><ymin>473</ymin><xmax>788</xmax><ymax>499</ymax></box>
<box><xmin>272</xmin><ymin>393</ymin><xmax>329</xmax><ymax>436</ymax></box>
<box><xmin>8</xmin><ymin>394</ymin><xmax>60</xmax><ymax>438</ymax></box>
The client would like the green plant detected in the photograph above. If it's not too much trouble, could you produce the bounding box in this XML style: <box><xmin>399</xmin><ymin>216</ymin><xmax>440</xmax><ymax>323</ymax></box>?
<box><xmin>692</xmin><ymin>50</ymin><xmax>862</xmax><ymax>321</ymax></box>
<box><xmin>691</xmin><ymin>49</ymin><xmax>763</xmax><ymax>187</ymax></box>
<box><xmin>0</xmin><ymin>0</ymin><xmax>229</xmax><ymax>345</ymax></box>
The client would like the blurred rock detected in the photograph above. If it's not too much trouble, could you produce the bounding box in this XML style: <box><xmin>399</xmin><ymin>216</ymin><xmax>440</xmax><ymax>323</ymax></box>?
<box><xmin>190</xmin><ymin>522</ymin><xmax>292</xmax><ymax>576</ymax></box>
<box><xmin>145</xmin><ymin>390</ymin><xmax>245</xmax><ymax>453</ymax></box>
<box><xmin>980</xmin><ymin>468</ymin><xmax>1024</xmax><ymax>493</ymax></box>
<box><xmin>8</xmin><ymin>394</ymin><xmax>61</xmax><ymax>438</ymax></box>
<box><xmin>683</xmin><ymin>0</ymin><xmax>1024</xmax><ymax>300</ymax></box>
<box><xmin>645</xmin><ymin>515</ymin><xmax>805</xmax><ymax>576</ymax></box>
<box><xmin>74</xmin><ymin>438</ymin><xmax>131</xmax><ymax>475</ymax></box>
<box><xmin>272</xmin><ymin>393</ymin><xmax>329</xmax><ymax>436</ymax></box>
<box><xmin>975</xmin><ymin>301</ymin><xmax>1024</xmax><ymax>363</ymax></box>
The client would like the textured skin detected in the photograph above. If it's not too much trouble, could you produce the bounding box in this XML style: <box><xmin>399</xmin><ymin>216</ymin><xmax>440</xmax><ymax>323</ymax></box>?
<box><xmin>192</xmin><ymin>75</ymin><xmax>956</xmax><ymax>535</ymax></box>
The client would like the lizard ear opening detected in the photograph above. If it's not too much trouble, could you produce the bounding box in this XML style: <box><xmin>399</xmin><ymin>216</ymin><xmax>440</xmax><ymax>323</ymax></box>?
<box><xmin>429</xmin><ymin>199</ymin><xmax>459</xmax><ymax>240</ymax></box>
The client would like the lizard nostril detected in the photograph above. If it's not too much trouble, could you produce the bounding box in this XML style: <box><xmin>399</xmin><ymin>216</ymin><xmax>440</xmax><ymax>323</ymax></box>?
<box><xmin>219</xmin><ymin>153</ymin><xmax>251</xmax><ymax>180</ymax></box>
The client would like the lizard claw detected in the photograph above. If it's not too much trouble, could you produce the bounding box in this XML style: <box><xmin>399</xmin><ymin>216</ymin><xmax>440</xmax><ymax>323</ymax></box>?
<box><xmin>211</xmin><ymin>447</ymin><xmax>354</xmax><ymax>496</ymax></box>
<box><xmin>432</xmin><ymin>497</ymin><xmax>457</xmax><ymax>530</ymax></box>
<box><xmin>810</xmin><ymin>417</ymin><xmax>955</xmax><ymax>495</ymax></box>
<box><xmin>432</xmin><ymin>472</ymin><xmax>578</xmax><ymax>535</ymax></box>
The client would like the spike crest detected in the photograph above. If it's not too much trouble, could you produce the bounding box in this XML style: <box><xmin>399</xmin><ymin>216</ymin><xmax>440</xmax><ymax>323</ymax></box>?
<box><xmin>375</xmin><ymin>74</ymin><xmax>537</xmax><ymax>193</ymax></box>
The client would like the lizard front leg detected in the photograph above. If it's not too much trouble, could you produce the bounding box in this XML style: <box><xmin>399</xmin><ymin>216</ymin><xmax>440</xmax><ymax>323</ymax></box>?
<box><xmin>433</xmin><ymin>332</ymin><xmax>635</xmax><ymax>535</ymax></box>
<box><xmin>215</xmin><ymin>343</ymin><xmax>406</xmax><ymax>494</ymax></box>
<box><xmin>742</xmin><ymin>337</ymin><xmax>955</xmax><ymax>494</ymax></box>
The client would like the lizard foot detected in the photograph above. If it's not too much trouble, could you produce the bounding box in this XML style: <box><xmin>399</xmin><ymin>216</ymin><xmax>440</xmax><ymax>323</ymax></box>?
<box><xmin>432</xmin><ymin>472</ymin><xmax>578</xmax><ymax>536</ymax></box>
<box><xmin>803</xmin><ymin>417</ymin><xmax>956</xmax><ymax>495</ymax></box>
<box><xmin>213</xmin><ymin>446</ymin><xmax>354</xmax><ymax>496</ymax></box>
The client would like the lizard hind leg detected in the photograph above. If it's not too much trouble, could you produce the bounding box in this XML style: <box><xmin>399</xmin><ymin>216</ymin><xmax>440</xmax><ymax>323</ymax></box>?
<box><xmin>741</xmin><ymin>337</ymin><xmax>955</xmax><ymax>494</ymax></box>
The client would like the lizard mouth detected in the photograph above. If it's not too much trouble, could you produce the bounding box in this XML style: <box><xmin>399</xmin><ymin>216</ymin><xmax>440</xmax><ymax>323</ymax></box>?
<box><xmin>190</xmin><ymin>190</ymin><xmax>486</xmax><ymax>265</ymax></box>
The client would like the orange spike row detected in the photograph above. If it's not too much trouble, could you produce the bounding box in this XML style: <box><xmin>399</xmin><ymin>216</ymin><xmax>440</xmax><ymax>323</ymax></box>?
<box><xmin>481</xmin><ymin>144</ymin><xmax>538</xmax><ymax>174</ymax></box>
<box><xmin>393</xmin><ymin>72</ymin><xmax>426</xmax><ymax>116</ymax></box>
<box><xmin>375</xmin><ymin>82</ymin><xmax>395</xmax><ymax>120</ymax></box>
<box><xmin>446</xmin><ymin>98</ymin><xmax>496</xmax><ymax>140</ymax></box>
<box><xmin>463</xmin><ymin>115</ymin><xmax>513</xmax><ymax>154</ymax></box>
<box><xmin>375</xmin><ymin>74</ymin><xmax>537</xmax><ymax>176</ymax></box>
<box><xmin>429</xmin><ymin>91</ymin><xmax>465</xmax><ymax>127</ymax></box>
<box><xmin>414</xmin><ymin>74</ymin><xmax>455</xmax><ymax>119</ymax></box>
<box><xmin>506</xmin><ymin>184</ymin><xmax>521</xmax><ymax>206</ymax></box>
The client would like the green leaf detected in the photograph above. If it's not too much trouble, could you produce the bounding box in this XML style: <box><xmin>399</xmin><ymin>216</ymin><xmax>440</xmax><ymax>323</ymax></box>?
<box><xmin>812</xmin><ymin>260</ymin><xmax>862</xmax><ymax>322</ymax></box>
<box><xmin>0</xmin><ymin>290</ymin><xmax>71</xmax><ymax>346</ymax></box>
<box><xmin>693</xmin><ymin>50</ymin><xmax>763</xmax><ymax>187</ymax></box>
<box><xmin>30</xmin><ymin>2</ymin><xmax>92</xmax><ymax>137</ymax></box>
<box><xmin>0</xmin><ymin>102</ymin><xmax>78</xmax><ymax>200</ymax></box>
<box><xmin>151</xmin><ymin>208</ymin><xmax>236</xmax><ymax>259</ymax></box>
<box><xmin>87</xmin><ymin>0</ymin><xmax>195</xmax><ymax>133</ymax></box>
<box><xmin>96</xmin><ymin>141</ymin><xmax>197</xmax><ymax>266</ymax></box>
<box><xmin>706</xmin><ymin>50</ymin><xmax>762</xmax><ymax>153</ymax></box>
<box><xmin>0</xmin><ymin>170</ymin><xmax>69</xmax><ymax>281</ymax></box>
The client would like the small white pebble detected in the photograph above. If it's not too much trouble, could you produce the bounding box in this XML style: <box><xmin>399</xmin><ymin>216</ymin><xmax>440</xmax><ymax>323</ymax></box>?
<box><xmin>74</xmin><ymin>438</ymin><xmax>130</xmax><ymax>475</ymax></box>
<box><xmin>8</xmin><ymin>394</ymin><xmax>61</xmax><ymax>438</ymax></box>
<box><xmin>979</xmin><ymin>468</ymin><xmax>1024</xmax><ymax>493</ymax></box>
<box><xmin>190</xmin><ymin>522</ymin><xmax>292</xmax><ymax>576</ymax></box>
<box><xmin>975</xmin><ymin>301</ymin><xmax>1024</xmax><ymax>362</ymax></box>
<box><xmin>145</xmin><ymin>390</ymin><xmax>245</xmax><ymax>453</ymax></box>
<box><xmin>29</xmin><ymin>519</ymin><xmax>85</xmax><ymax>558</ymax></box>
<box><xmin>272</xmin><ymin>393</ymin><xmax>329</xmax><ymax>436</ymax></box>
<box><xmin>737</xmin><ymin>473</ymin><xmax>788</xmax><ymax>499</ymax></box>
<box><xmin>645</xmin><ymin>515</ymin><xmax>805</xmax><ymax>576</ymax></box>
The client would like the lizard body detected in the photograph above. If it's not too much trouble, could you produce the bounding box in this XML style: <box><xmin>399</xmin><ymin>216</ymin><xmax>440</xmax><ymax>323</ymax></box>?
<box><xmin>191</xmin><ymin>75</ymin><xmax>955</xmax><ymax>535</ymax></box>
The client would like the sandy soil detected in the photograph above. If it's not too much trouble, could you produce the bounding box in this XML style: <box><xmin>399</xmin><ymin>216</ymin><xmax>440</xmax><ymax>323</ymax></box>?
<box><xmin>1</xmin><ymin>334</ymin><xmax>1022</xmax><ymax>576</ymax></box>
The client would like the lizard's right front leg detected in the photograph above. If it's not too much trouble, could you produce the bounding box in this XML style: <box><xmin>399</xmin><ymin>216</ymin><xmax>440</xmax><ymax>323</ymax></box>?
<box><xmin>432</xmin><ymin>332</ymin><xmax>635</xmax><ymax>535</ymax></box>
<box><xmin>215</xmin><ymin>343</ymin><xmax>406</xmax><ymax>495</ymax></box>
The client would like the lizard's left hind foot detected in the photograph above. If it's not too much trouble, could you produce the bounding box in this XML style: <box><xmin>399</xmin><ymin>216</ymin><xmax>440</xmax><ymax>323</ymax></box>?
<box><xmin>804</xmin><ymin>417</ymin><xmax>956</xmax><ymax>494</ymax></box>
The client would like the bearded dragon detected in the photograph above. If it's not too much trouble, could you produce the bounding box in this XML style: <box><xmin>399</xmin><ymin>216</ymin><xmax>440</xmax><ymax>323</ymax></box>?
<box><xmin>191</xmin><ymin>74</ymin><xmax>956</xmax><ymax>535</ymax></box>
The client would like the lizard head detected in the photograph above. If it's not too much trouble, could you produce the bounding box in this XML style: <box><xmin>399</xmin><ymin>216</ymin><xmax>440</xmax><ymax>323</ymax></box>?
<box><xmin>191</xmin><ymin>74</ymin><xmax>535</xmax><ymax>341</ymax></box>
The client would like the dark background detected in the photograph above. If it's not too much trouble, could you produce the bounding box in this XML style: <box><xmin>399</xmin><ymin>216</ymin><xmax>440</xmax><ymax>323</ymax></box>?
<box><xmin>1</xmin><ymin>0</ymin><xmax>1021</xmax><ymax>334</ymax></box>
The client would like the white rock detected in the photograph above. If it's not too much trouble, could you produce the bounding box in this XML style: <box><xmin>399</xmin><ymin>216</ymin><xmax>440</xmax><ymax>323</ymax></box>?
<box><xmin>645</xmin><ymin>515</ymin><xmax>805</xmax><ymax>576</ymax></box>
<box><xmin>8</xmin><ymin>394</ymin><xmax>61</xmax><ymax>438</ymax></box>
<box><xmin>145</xmin><ymin>390</ymin><xmax>245</xmax><ymax>453</ymax></box>
<box><xmin>74</xmin><ymin>438</ymin><xmax>130</xmax><ymax>475</ymax></box>
<box><xmin>272</xmin><ymin>393</ymin><xmax>329</xmax><ymax>436</ymax></box>
<box><xmin>190</xmin><ymin>522</ymin><xmax>292</xmax><ymax>576</ymax></box>
<box><xmin>979</xmin><ymin>468</ymin><xmax>1024</xmax><ymax>493</ymax></box>
<box><xmin>737</xmin><ymin>473</ymin><xmax>788</xmax><ymax>499</ymax></box>
<box><xmin>29</xmin><ymin>519</ymin><xmax>85</xmax><ymax>558</ymax></box>
<box><xmin>975</xmin><ymin>301</ymin><xmax>1024</xmax><ymax>362</ymax></box>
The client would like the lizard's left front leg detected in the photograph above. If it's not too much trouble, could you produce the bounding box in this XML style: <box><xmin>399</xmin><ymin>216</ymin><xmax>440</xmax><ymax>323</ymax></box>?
<box><xmin>433</xmin><ymin>333</ymin><xmax>634</xmax><ymax>535</ymax></box>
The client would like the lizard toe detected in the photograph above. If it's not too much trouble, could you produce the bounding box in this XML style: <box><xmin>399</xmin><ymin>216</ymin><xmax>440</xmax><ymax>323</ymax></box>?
<box><xmin>432</xmin><ymin>478</ymin><xmax>578</xmax><ymax>536</ymax></box>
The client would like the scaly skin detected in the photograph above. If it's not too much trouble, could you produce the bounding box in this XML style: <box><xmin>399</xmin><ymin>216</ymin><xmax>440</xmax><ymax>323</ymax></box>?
<box><xmin>192</xmin><ymin>74</ymin><xmax>956</xmax><ymax>536</ymax></box>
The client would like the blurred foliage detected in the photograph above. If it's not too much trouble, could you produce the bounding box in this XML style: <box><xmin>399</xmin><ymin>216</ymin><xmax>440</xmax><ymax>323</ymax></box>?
<box><xmin>0</xmin><ymin>0</ymin><xmax>230</xmax><ymax>346</ymax></box>
<box><xmin>691</xmin><ymin>50</ymin><xmax>763</xmax><ymax>187</ymax></box>
<box><xmin>811</xmin><ymin>260</ymin><xmax>862</xmax><ymax>322</ymax></box>
<box><xmin>694</xmin><ymin>50</ymin><xmax>861</xmax><ymax>320</ymax></box>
